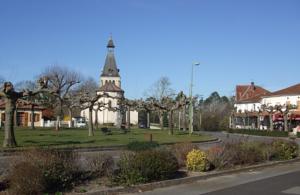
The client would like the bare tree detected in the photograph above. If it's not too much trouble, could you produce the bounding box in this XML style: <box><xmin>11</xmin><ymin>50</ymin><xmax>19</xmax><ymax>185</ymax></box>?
<box><xmin>40</xmin><ymin>65</ymin><xmax>82</xmax><ymax>131</ymax></box>
<box><xmin>145</xmin><ymin>77</ymin><xmax>175</xmax><ymax>129</ymax></box>
<box><xmin>78</xmin><ymin>78</ymin><xmax>111</xmax><ymax>136</ymax></box>
<box><xmin>0</xmin><ymin>78</ymin><xmax>50</xmax><ymax>147</ymax></box>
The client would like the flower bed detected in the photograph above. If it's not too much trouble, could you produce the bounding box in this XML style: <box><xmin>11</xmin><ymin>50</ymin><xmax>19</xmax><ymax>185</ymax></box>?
<box><xmin>0</xmin><ymin>139</ymin><xmax>298</xmax><ymax>194</ymax></box>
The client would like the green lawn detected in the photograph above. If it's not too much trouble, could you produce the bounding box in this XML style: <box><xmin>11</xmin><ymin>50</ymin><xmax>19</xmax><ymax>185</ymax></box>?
<box><xmin>0</xmin><ymin>127</ymin><xmax>215</xmax><ymax>149</ymax></box>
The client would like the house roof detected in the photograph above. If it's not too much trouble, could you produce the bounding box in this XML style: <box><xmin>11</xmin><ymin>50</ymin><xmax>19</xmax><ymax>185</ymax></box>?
<box><xmin>270</xmin><ymin>83</ymin><xmax>300</xmax><ymax>96</ymax></box>
<box><xmin>0</xmin><ymin>99</ymin><xmax>45</xmax><ymax>110</ymax></box>
<box><xmin>99</xmin><ymin>82</ymin><xmax>124</xmax><ymax>93</ymax></box>
<box><xmin>236</xmin><ymin>82</ymin><xmax>271</xmax><ymax>103</ymax></box>
<box><xmin>101</xmin><ymin>37</ymin><xmax>120</xmax><ymax>77</ymax></box>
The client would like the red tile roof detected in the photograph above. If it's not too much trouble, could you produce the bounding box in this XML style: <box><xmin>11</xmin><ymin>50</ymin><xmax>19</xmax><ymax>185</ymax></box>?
<box><xmin>236</xmin><ymin>83</ymin><xmax>271</xmax><ymax>103</ymax></box>
<box><xmin>0</xmin><ymin>99</ymin><xmax>45</xmax><ymax>110</ymax></box>
<box><xmin>271</xmin><ymin>83</ymin><xmax>300</xmax><ymax>96</ymax></box>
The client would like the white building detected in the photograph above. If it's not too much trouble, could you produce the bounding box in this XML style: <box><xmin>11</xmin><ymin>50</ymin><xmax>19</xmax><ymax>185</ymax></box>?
<box><xmin>81</xmin><ymin>37</ymin><xmax>138</xmax><ymax>126</ymax></box>
<box><xmin>233</xmin><ymin>82</ymin><xmax>300</xmax><ymax>130</ymax></box>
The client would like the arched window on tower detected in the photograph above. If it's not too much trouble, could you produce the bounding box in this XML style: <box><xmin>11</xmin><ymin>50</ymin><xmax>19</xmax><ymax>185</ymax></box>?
<box><xmin>112</xmin><ymin>80</ymin><xmax>115</xmax><ymax>85</ymax></box>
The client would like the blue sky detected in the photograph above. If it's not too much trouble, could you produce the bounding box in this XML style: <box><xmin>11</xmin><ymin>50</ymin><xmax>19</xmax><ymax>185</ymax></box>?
<box><xmin>0</xmin><ymin>0</ymin><xmax>299</xmax><ymax>99</ymax></box>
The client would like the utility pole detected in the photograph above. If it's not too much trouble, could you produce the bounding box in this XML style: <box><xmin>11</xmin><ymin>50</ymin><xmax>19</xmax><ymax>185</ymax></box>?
<box><xmin>189</xmin><ymin>62</ymin><xmax>200</xmax><ymax>135</ymax></box>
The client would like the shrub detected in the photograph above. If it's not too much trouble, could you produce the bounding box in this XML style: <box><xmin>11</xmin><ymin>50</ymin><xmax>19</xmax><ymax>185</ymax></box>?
<box><xmin>171</xmin><ymin>142</ymin><xmax>197</xmax><ymax>167</ymax></box>
<box><xmin>222</xmin><ymin>141</ymin><xmax>266</xmax><ymax>167</ymax></box>
<box><xmin>271</xmin><ymin>140</ymin><xmax>299</xmax><ymax>160</ymax></box>
<box><xmin>9</xmin><ymin>162</ymin><xmax>45</xmax><ymax>195</ymax></box>
<box><xmin>206</xmin><ymin>146</ymin><xmax>226</xmax><ymax>169</ymax></box>
<box><xmin>101</xmin><ymin>127</ymin><xmax>112</xmax><ymax>135</ymax></box>
<box><xmin>207</xmin><ymin>141</ymin><xmax>269</xmax><ymax>170</ymax></box>
<box><xmin>227</xmin><ymin>129</ymin><xmax>288</xmax><ymax>137</ymax></box>
<box><xmin>186</xmin><ymin>149</ymin><xmax>210</xmax><ymax>172</ymax></box>
<box><xmin>113</xmin><ymin>149</ymin><xmax>179</xmax><ymax>185</ymax></box>
<box><xmin>86</xmin><ymin>153</ymin><xmax>114</xmax><ymax>178</ymax></box>
<box><xmin>9</xmin><ymin>149</ymin><xmax>81</xmax><ymax>194</ymax></box>
<box><xmin>126</xmin><ymin>141</ymin><xmax>159</xmax><ymax>152</ymax></box>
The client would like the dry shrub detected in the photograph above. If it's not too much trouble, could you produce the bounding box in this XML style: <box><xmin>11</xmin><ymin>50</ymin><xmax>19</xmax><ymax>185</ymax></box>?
<box><xmin>9</xmin><ymin>148</ymin><xmax>80</xmax><ymax>194</ymax></box>
<box><xmin>207</xmin><ymin>141</ymin><xmax>267</xmax><ymax>170</ymax></box>
<box><xmin>171</xmin><ymin>142</ymin><xmax>197</xmax><ymax>167</ymax></box>
<box><xmin>86</xmin><ymin>153</ymin><xmax>114</xmax><ymax>178</ymax></box>
<box><xmin>9</xmin><ymin>162</ymin><xmax>45</xmax><ymax>195</ymax></box>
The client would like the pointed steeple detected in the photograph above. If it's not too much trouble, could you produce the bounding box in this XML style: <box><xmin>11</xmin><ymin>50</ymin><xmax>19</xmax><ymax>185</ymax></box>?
<box><xmin>101</xmin><ymin>36</ymin><xmax>120</xmax><ymax>77</ymax></box>
<box><xmin>107</xmin><ymin>35</ymin><xmax>115</xmax><ymax>49</ymax></box>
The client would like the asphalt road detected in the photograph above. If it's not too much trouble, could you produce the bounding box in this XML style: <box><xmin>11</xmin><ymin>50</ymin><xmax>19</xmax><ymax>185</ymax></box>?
<box><xmin>126</xmin><ymin>160</ymin><xmax>300</xmax><ymax>195</ymax></box>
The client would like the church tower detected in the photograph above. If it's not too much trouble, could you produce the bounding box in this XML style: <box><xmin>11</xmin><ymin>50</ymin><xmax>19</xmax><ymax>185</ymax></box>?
<box><xmin>100</xmin><ymin>36</ymin><xmax>122</xmax><ymax>89</ymax></box>
<box><xmin>81</xmin><ymin>36</ymin><xmax>138</xmax><ymax>127</ymax></box>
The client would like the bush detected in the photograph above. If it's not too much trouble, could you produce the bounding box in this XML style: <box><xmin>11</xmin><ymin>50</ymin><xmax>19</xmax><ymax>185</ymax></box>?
<box><xmin>126</xmin><ymin>141</ymin><xmax>159</xmax><ymax>152</ymax></box>
<box><xmin>171</xmin><ymin>142</ymin><xmax>197</xmax><ymax>167</ymax></box>
<box><xmin>86</xmin><ymin>153</ymin><xmax>114</xmax><ymax>178</ymax></box>
<box><xmin>227</xmin><ymin>129</ymin><xmax>288</xmax><ymax>137</ymax></box>
<box><xmin>271</xmin><ymin>140</ymin><xmax>299</xmax><ymax>160</ymax></box>
<box><xmin>186</xmin><ymin>149</ymin><xmax>210</xmax><ymax>172</ymax></box>
<box><xmin>207</xmin><ymin>141</ymin><xmax>269</xmax><ymax>170</ymax></box>
<box><xmin>206</xmin><ymin>146</ymin><xmax>226</xmax><ymax>169</ymax></box>
<box><xmin>9</xmin><ymin>149</ymin><xmax>80</xmax><ymax>194</ymax></box>
<box><xmin>113</xmin><ymin>150</ymin><xmax>179</xmax><ymax>185</ymax></box>
<box><xmin>101</xmin><ymin>127</ymin><xmax>112</xmax><ymax>134</ymax></box>
<box><xmin>9</xmin><ymin>162</ymin><xmax>45</xmax><ymax>195</ymax></box>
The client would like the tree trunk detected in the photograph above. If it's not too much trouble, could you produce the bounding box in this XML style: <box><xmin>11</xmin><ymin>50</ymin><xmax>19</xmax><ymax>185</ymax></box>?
<box><xmin>127</xmin><ymin>106</ymin><xmax>131</xmax><ymax>130</ymax></box>
<box><xmin>159</xmin><ymin>112</ymin><xmax>164</xmax><ymax>130</ymax></box>
<box><xmin>3</xmin><ymin>98</ymin><xmax>17</xmax><ymax>147</ymax></box>
<box><xmin>182</xmin><ymin>106</ymin><xmax>187</xmax><ymax>131</ymax></box>
<box><xmin>147</xmin><ymin>111</ymin><xmax>150</xmax><ymax>128</ymax></box>
<box><xmin>257</xmin><ymin>114</ymin><xmax>261</xmax><ymax>130</ymax></box>
<box><xmin>88</xmin><ymin>107</ymin><xmax>94</xmax><ymax>136</ymax></box>
<box><xmin>199</xmin><ymin>111</ymin><xmax>202</xmax><ymax>130</ymax></box>
<box><xmin>168</xmin><ymin>111</ymin><xmax>174</xmax><ymax>135</ymax></box>
<box><xmin>94</xmin><ymin>109</ymin><xmax>98</xmax><ymax>129</ymax></box>
<box><xmin>55</xmin><ymin>115</ymin><xmax>60</xmax><ymax>131</ymax></box>
<box><xmin>284</xmin><ymin>112</ymin><xmax>288</xmax><ymax>132</ymax></box>
<box><xmin>269</xmin><ymin>114</ymin><xmax>273</xmax><ymax>131</ymax></box>
<box><xmin>68</xmin><ymin>108</ymin><xmax>73</xmax><ymax>128</ymax></box>
<box><xmin>14</xmin><ymin>109</ymin><xmax>17</xmax><ymax>127</ymax></box>
<box><xmin>31</xmin><ymin>105</ymin><xmax>35</xmax><ymax>129</ymax></box>
<box><xmin>178</xmin><ymin>111</ymin><xmax>181</xmax><ymax>130</ymax></box>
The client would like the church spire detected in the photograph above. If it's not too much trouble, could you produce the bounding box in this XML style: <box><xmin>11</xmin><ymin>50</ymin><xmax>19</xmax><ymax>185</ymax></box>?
<box><xmin>107</xmin><ymin>35</ymin><xmax>115</xmax><ymax>49</ymax></box>
<box><xmin>101</xmin><ymin>36</ymin><xmax>120</xmax><ymax>77</ymax></box>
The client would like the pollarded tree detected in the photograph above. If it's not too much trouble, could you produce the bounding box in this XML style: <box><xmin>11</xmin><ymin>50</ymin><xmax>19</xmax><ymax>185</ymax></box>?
<box><xmin>40</xmin><ymin>65</ymin><xmax>82</xmax><ymax>131</ymax></box>
<box><xmin>145</xmin><ymin>77</ymin><xmax>175</xmax><ymax>129</ymax></box>
<box><xmin>0</xmin><ymin>78</ymin><xmax>50</xmax><ymax>147</ymax></box>
<box><xmin>77</xmin><ymin>78</ymin><xmax>110</xmax><ymax>136</ymax></box>
<box><xmin>151</xmin><ymin>93</ymin><xmax>187</xmax><ymax>135</ymax></box>
<box><xmin>261</xmin><ymin>104</ymin><xmax>274</xmax><ymax>131</ymax></box>
<box><xmin>275</xmin><ymin>104</ymin><xmax>297</xmax><ymax>132</ymax></box>
<box><xmin>14</xmin><ymin>80</ymin><xmax>44</xmax><ymax>129</ymax></box>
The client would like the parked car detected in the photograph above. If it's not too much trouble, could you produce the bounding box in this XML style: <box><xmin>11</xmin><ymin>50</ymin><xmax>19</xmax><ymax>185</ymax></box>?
<box><xmin>73</xmin><ymin>117</ymin><xmax>86</xmax><ymax>128</ymax></box>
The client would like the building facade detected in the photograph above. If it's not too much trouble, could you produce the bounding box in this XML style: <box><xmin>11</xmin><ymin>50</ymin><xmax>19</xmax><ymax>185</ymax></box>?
<box><xmin>0</xmin><ymin>100</ymin><xmax>45</xmax><ymax>127</ymax></box>
<box><xmin>232</xmin><ymin>82</ymin><xmax>300</xmax><ymax>130</ymax></box>
<box><xmin>81</xmin><ymin>37</ymin><xmax>138</xmax><ymax>126</ymax></box>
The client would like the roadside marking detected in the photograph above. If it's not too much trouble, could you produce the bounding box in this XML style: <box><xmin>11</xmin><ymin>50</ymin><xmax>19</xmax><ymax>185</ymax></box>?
<box><xmin>282</xmin><ymin>186</ymin><xmax>300</xmax><ymax>194</ymax></box>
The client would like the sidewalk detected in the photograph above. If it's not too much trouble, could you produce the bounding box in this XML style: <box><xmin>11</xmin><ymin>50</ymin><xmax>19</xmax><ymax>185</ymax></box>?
<box><xmin>125</xmin><ymin>160</ymin><xmax>300</xmax><ymax>195</ymax></box>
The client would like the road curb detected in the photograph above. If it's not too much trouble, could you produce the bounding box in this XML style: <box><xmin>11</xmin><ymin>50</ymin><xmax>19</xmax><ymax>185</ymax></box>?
<box><xmin>0</xmin><ymin>138</ymin><xmax>220</xmax><ymax>157</ymax></box>
<box><xmin>73</xmin><ymin>157</ymin><xmax>300</xmax><ymax>195</ymax></box>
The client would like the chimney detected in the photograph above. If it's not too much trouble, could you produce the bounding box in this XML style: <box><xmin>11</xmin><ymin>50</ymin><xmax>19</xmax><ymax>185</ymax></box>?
<box><xmin>251</xmin><ymin>82</ymin><xmax>256</xmax><ymax>90</ymax></box>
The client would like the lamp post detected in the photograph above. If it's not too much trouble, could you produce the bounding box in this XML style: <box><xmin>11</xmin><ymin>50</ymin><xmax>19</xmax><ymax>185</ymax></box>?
<box><xmin>189</xmin><ymin>62</ymin><xmax>200</xmax><ymax>135</ymax></box>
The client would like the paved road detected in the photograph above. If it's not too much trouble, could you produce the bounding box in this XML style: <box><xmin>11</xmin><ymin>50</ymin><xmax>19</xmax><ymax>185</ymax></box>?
<box><xmin>125</xmin><ymin>161</ymin><xmax>300</xmax><ymax>195</ymax></box>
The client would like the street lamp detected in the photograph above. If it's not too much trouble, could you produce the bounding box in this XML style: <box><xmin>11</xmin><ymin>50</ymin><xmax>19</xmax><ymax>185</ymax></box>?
<box><xmin>189</xmin><ymin>62</ymin><xmax>200</xmax><ymax>135</ymax></box>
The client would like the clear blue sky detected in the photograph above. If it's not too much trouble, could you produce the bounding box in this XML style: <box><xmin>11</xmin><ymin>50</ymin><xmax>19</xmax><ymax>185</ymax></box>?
<box><xmin>0</xmin><ymin>0</ymin><xmax>299</xmax><ymax>99</ymax></box>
